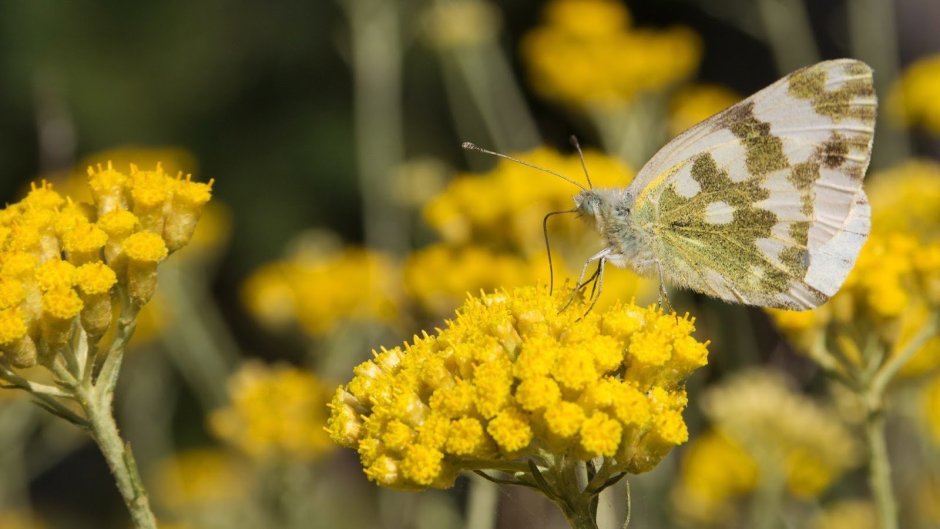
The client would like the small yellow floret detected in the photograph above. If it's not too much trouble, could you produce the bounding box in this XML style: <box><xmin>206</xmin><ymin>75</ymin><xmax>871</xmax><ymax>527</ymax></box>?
<box><xmin>401</xmin><ymin>444</ymin><xmax>444</xmax><ymax>486</ymax></box>
<box><xmin>75</xmin><ymin>262</ymin><xmax>118</xmax><ymax>295</ymax></box>
<box><xmin>515</xmin><ymin>376</ymin><xmax>561</xmax><ymax>411</ymax></box>
<box><xmin>41</xmin><ymin>288</ymin><xmax>83</xmax><ymax>320</ymax></box>
<box><xmin>123</xmin><ymin>232</ymin><xmax>168</xmax><ymax>262</ymax></box>
<box><xmin>579</xmin><ymin>411</ymin><xmax>623</xmax><ymax>457</ymax></box>
<box><xmin>544</xmin><ymin>401</ymin><xmax>586</xmax><ymax>438</ymax></box>
<box><xmin>173</xmin><ymin>177</ymin><xmax>213</xmax><ymax>207</ymax></box>
<box><xmin>35</xmin><ymin>259</ymin><xmax>76</xmax><ymax>291</ymax></box>
<box><xmin>445</xmin><ymin>418</ymin><xmax>486</xmax><ymax>456</ymax></box>
<box><xmin>0</xmin><ymin>278</ymin><xmax>25</xmax><ymax>309</ymax></box>
<box><xmin>1</xmin><ymin>252</ymin><xmax>38</xmax><ymax>278</ymax></box>
<box><xmin>487</xmin><ymin>407</ymin><xmax>533</xmax><ymax>452</ymax></box>
<box><xmin>62</xmin><ymin>222</ymin><xmax>108</xmax><ymax>254</ymax></box>
<box><xmin>0</xmin><ymin>308</ymin><xmax>28</xmax><ymax>344</ymax></box>
<box><xmin>97</xmin><ymin>210</ymin><xmax>140</xmax><ymax>237</ymax></box>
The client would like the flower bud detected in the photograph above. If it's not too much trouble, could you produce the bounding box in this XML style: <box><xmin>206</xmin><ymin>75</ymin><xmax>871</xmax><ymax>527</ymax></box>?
<box><xmin>40</xmin><ymin>288</ymin><xmax>83</xmax><ymax>347</ymax></box>
<box><xmin>122</xmin><ymin>232</ymin><xmax>168</xmax><ymax>305</ymax></box>
<box><xmin>75</xmin><ymin>262</ymin><xmax>117</xmax><ymax>337</ymax></box>
<box><xmin>163</xmin><ymin>176</ymin><xmax>213</xmax><ymax>252</ymax></box>
<box><xmin>87</xmin><ymin>162</ymin><xmax>129</xmax><ymax>216</ymax></box>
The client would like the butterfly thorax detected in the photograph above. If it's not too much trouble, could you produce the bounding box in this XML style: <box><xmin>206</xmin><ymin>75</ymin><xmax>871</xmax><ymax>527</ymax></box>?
<box><xmin>574</xmin><ymin>188</ymin><xmax>657</xmax><ymax>274</ymax></box>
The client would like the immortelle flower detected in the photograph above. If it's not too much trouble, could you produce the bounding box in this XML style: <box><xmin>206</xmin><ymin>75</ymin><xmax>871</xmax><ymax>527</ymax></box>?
<box><xmin>210</xmin><ymin>362</ymin><xmax>334</xmax><ymax>461</ymax></box>
<box><xmin>241</xmin><ymin>245</ymin><xmax>399</xmax><ymax>336</ymax></box>
<box><xmin>520</xmin><ymin>0</ymin><xmax>700</xmax><ymax>108</ymax></box>
<box><xmin>328</xmin><ymin>285</ymin><xmax>708</xmax><ymax>527</ymax></box>
<box><xmin>672</xmin><ymin>370</ymin><xmax>860</xmax><ymax>526</ymax></box>
<box><xmin>668</xmin><ymin>84</ymin><xmax>740</xmax><ymax>138</ymax></box>
<box><xmin>887</xmin><ymin>53</ymin><xmax>940</xmax><ymax>134</ymax></box>
<box><xmin>0</xmin><ymin>164</ymin><xmax>213</xmax><ymax>529</ymax></box>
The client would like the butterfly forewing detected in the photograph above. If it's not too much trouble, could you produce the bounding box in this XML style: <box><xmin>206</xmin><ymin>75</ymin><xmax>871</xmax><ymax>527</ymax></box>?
<box><xmin>629</xmin><ymin>59</ymin><xmax>875</xmax><ymax>309</ymax></box>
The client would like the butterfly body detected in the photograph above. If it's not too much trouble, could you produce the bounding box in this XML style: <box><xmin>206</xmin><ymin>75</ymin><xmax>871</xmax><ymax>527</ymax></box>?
<box><xmin>573</xmin><ymin>59</ymin><xmax>876</xmax><ymax>310</ymax></box>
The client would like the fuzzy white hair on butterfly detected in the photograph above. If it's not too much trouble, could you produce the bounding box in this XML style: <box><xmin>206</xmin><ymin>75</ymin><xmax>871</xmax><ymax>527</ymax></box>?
<box><xmin>466</xmin><ymin>59</ymin><xmax>875</xmax><ymax>311</ymax></box>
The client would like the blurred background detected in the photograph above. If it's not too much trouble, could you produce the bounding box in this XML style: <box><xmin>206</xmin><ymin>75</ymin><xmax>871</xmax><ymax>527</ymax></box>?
<box><xmin>2</xmin><ymin>0</ymin><xmax>940</xmax><ymax>528</ymax></box>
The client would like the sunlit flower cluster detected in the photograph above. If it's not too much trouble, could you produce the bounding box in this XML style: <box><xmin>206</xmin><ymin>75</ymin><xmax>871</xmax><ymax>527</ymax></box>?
<box><xmin>888</xmin><ymin>53</ymin><xmax>940</xmax><ymax>133</ymax></box>
<box><xmin>673</xmin><ymin>370</ymin><xmax>860</xmax><ymax>525</ymax></box>
<box><xmin>241</xmin><ymin>246</ymin><xmax>398</xmax><ymax>336</ymax></box>
<box><xmin>328</xmin><ymin>286</ymin><xmax>708</xmax><ymax>490</ymax></box>
<box><xmin>210</xmin><ymin>362</ymin><xmax>335</xmax><ymax>461</ymax></box>
<box><xmin>0</xmin><ymin>163</ymin><xmax>212</xmax><ymax>369</ymax></box>
<box><xmin>520</xmin><ymin>0</ymin><xmax>700</xmax><ymax>107</ymax></box>
<box><xmin>668</xmin><ymin>84</ymin><xmax>740</xmax><ymax>137</ymax></box>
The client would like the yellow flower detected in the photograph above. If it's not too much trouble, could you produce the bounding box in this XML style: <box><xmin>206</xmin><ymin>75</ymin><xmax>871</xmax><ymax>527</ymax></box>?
<box><xmin>812</xmin><ymin>500</ymin><xmax>877</xmax><ymax>529</ymax></box>
<box><xmin>709</xmin><ymin>370</ymin><xmax>857</xmax><ymax>492</ymax></box>
<box><xmin>668</xmin><ymin>84</ymin><xmax>740</xmax><ymax>137</ymax></box>
<box><xmin>520</xmin><ymin>0</ymin><xmax>700</xmax><ymax>107</ymax></box>
<box><xmin>328</xmin><ymin>285</ymin><xmax>708</xmax><ymax>491</ymax></box>
<box><xmin>154</xmin><ymin>448</ymin><xmax>249</xmax><ymax>510</ymax></box>
<box><xmin>869</xmin><ymin>159</ymin><xmax>940</xmax><ymax>240</ymax></box>
<box><xmin>672</xmin><ymin>430</ymin><xmax>757</xmax><ymax>525</ymax></box>
<box><xmin>888</xmin><ymin>53</ymin><xmax>940</xmax><ymax>133</ymax></box>
<box><xmin>421</xmin><ymin>0</ymin><xmax>501</xmax><ymax>50</ymax></box>
<box><xmin>209</xmin><ymin>362</ymin><xmax>335</xmax><ymax>461</ymax></box>
<box><xmin>242</xmin><ymin>245</ymin><xmax>399</xmax><ymax>336</ymax></box>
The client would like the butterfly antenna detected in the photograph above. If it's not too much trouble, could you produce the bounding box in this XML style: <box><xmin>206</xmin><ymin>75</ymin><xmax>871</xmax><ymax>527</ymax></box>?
<box><xmin>569</xmin><ymin>135</ymin><xmax>593</xmax><ymax>189</ymax></box>
<box><xmin>462</xmin><ymin>142</ymin><xmax>588</xmax><ymax>191</ymax></box>
<box><xmin>543</xmin><ymin>208</ymin><xmax>578</xmax><ymax>295</ymax></box>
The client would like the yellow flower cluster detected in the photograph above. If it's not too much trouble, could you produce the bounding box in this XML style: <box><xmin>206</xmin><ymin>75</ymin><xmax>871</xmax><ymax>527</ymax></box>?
<box><xmin>673</xmin><ymin>370</ymin><xmax>859</xmax><ymax>524</ymax></box>
<box><xmin>520</xmin><ymin>0</ymin><xmax>700</xmax><ymax>107</ymax></box>
<box><xmin>668</xmin><ymin>84</ymin><xmax>740</xmax><ymax>137</ymax></box>
<box><xmin>328</xmin><ymin>286</ymin><xmax>708</xmax><ymax>490</ymax></box>
<box><xmin>770</xmin><ymin>232</ymin><xmax>940</xmax><ymax>377</ymax></box>
<box><xmin>210</xmin><ymin>362</ymin><xmax>335</xmax><ymax>461</ymax></box>
<box><xmin>155</xmin><ymin>448</ymin><xmax>249</xmax><ymax>510</ymax></box>
<box><xmin>412</xmin><ymin>147</ymin><xmax>652</xmax><ymax>315</ymax></box>
<box><xmin>241</xmin><ymin>247</ymin><xmax>398</xmax><ymax>336</ymax></box>
<box><xmin>0</xmin><ymin>163</ymin><xmax>212</xmax><ymax>368</ymax></box>
<box><xmin>888</xmin><ymin>53</ymin><xmax>940</xmax><ymax>133</ymax></box>
<box><xmin>869</xmin><ymin>160</ymin><xmax>940</xmax><ymax>240</ymax></box>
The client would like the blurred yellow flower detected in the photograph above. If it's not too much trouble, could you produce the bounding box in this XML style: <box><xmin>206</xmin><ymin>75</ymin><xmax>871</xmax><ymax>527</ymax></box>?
<box><xmin>888</xmin><ymin>54</ymin><xmax>940</xmax><ymax>133</ymax></box>
<box><xmin>671</xmin><ymin>430</ymin><xmax>757</xmax><ymax>525</ymax></box>
<box><xmin>923</xmin><ymin>375</ymin><xmax>940</xmax><ymax>444</ymax></box>
<box><xmin>520</xmin><ymin>0</ymin><xmax>700</xmax><ymax>107</ymax></box>
<box><xmin>668</xmin><ymin>84</ymin><xmax>740</xmax><ymax>137</ymax></box>
<box><xmin>328</xmin><ymin>285</ymin><xmax>708</xmax><ymax>491</ymax></box>
<box><xmin>674</xmin><ymin>370</ymin><xmax>860</xmax><ymax>524</ymax></box>
<box><xmin>0</xmin><ymin>511</ymin><xmax>46</xmax><ymax>529</ymax></box>
<box><xmin>812</xmin><ymin>500</ymin><xmax>877</xmax><ymax>529</ymax></box>
<box><xmin>241</xmin><ymin>246</ymin><xmax>398</xmax><ymax>336</ymax></box>
<box><xmin>210</xmin><ymin>362</ymin><xmax>335</xmax><ymax>461</ymax></box>
<box><xmin>154</xmin><ymin>448</ymin><xmax>249</xmax><ymax>510</ymax></box>
<box><xmin>769</xmin><ymin>232</ymin><xmax>940</xmax><ymax>377</ymax></box>
<box><xmin>421</xmin><ymin>0</ymin><xmax>501</xmax><ymax>50</ymax></box>
<box><xmin>869</xmin><ymin>159</ymin><xmax>940</xmax><ymax>240</ymax></box>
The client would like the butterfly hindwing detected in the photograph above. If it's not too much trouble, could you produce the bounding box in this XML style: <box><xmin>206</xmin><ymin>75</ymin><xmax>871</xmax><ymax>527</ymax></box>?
<box><xmin>629</xmin><ymin>59</ymin><xmax>875</xmax><ymax>309</ymax></box>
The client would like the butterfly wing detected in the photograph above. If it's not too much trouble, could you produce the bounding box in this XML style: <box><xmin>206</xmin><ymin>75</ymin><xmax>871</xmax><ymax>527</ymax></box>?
<box><xmin>627</xmin><ymin>59</ymin><xmax>875</xmax><ymax>309</ymax></box>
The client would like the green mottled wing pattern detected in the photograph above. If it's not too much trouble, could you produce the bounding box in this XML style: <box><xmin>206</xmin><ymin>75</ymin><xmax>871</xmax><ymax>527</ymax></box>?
<box><xmin>628</xmin><ymin>59</ymin><xmax>874</xmax><ymax>309</ymax></box>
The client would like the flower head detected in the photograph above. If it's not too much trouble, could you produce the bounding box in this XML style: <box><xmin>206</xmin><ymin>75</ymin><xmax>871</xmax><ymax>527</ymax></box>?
<box><xmin>209</xmin><ymin>362</ymin><xmax>334</xmax><ymax>461</ymax></box>
<box><xmin>520</xmin><ymin>0</ymin><xmax>700</xmax><ymax>108</ymax></box>
<box><xmin>888</xmin><ymin>54</ymin><xmax>940</xmax><ymax>133</ymax></box>
<box><xmin>328</xmin><ymin>286</ymin><xmax>708</xmax><ymax>490</ymax></box>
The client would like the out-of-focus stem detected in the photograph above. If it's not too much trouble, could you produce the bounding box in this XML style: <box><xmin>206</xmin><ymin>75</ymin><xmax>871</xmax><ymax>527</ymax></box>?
<box><xmin>465</xmin><ymin>473</ymin><xmax>499</xmax><ymax>529</ymax></box>
<box><xmin>345</xmin><ymin>0</ymin><xmax>408</xmax><ymax>254</ymax></box>
<box><xmin>864</xmin><ymin>406</ymin><xmax>897</xmax><ymax>529</ymax></box>
<box><xmin>755</xmin><ymin>0</ymin><xmax>819</xmax><ymax>74</ymax></box>
<box><xmin>847</xmin><ymin>0</ymin><xmax>910</xmax><ymax>166</ymax></box>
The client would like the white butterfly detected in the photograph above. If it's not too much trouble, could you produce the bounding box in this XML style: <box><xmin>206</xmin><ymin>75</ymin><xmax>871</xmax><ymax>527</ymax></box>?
<box><xmin>468</xmin><ymin>59</ymin><xmax>875</xmax><ymax>310</ymax></box>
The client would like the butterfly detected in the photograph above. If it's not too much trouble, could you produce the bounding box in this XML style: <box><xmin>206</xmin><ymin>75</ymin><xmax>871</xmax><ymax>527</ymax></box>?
<box><xmin>467</xmin><ymin>59</ymin><xmax>875</xmax><ymax>310</ymax></box>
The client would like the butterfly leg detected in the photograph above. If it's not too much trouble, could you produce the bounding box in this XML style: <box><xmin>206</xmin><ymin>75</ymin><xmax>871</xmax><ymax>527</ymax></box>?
<box><xmin>655</xmin><ymin>260</ymin><xmax>675</xmax><ymax>314</ymax></box>
<box><xmin>581</xmin><ymin>256</ymin><xmax>606</xmax><ymax>318</ymax></box>
<box><xmin>561</xmin><ymin>248</ymin><xmax>610</xmax><ymax>312</ymax></box>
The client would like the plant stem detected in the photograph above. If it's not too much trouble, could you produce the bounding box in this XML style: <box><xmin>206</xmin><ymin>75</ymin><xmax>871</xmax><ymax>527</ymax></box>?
<box><xmin>81</xmin><ymin>384</ymin><xmax>158</xmax><ymax>529</ymax></box>
<box><xmin>466</xmin><ymin>473</ymin><xmax>499</xmax><ymax>529</ymax></box>
<box><xmin>864</xmin><ymin>406</ymin><xmax>897</xmax><ymax>529</ymax></box>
